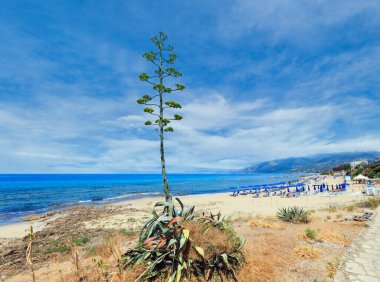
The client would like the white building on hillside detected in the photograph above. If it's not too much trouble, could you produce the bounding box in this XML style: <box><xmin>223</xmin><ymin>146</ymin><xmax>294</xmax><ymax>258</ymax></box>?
<box><xmin>350</xmin><ymin>160</ymin><xmax>368</xmax><ymax>168</ymax></box>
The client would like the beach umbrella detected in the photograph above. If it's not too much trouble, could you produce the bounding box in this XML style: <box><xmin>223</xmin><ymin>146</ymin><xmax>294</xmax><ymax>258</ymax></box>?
<box><xmin>353</xmin><ymin>174</ymin><xmax>368</xmax><ymax>180</ymax></box>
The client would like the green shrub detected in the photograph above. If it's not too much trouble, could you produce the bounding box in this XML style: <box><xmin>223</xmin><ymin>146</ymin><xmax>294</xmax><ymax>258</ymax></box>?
<box><xmin>73</xmin><ymin>236</ymin><xmax>91</xmax><ymax>246</ymax></box>
<box><xmin>123</xmin><ymin>198</ymin><xmax>245</xmax><ymax>281</ymax></box>
<box><xmin>277</xmin><ymin>206</ymin><xmax>310</xmax><ymax>224</ymax></box>
<box><xmin>45</xmin><ymin>245</ymin><xmax>70</xmax><ymax>254</ymax></box>
<box><xmin>305</xmin><ymin>228</ymin><xmax>317</xmax><ymax>239</ymax></box>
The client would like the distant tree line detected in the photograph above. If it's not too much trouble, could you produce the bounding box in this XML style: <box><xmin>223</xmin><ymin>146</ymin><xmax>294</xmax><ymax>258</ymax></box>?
<box><xmin>322</xmin><ymin>160</ymin><xmax>380</xmax><ymax>178</ymax></box>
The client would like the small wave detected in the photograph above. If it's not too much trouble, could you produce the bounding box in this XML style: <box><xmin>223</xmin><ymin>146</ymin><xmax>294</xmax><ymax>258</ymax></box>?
<box><xmin>102</xmin><ymin>192</ymin><xmax>160</xmax><ymax>202</ymax></box>
<box><xmin>78</xmin><ymin>200</ymin><xmax>92</xmax><ymax>203</ymax></box>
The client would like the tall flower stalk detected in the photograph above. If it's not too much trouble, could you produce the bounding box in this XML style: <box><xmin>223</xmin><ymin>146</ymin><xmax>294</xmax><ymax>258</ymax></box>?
<box><xmin>137</xmin><ymin>32</ymin><xmax>185</xmax><ymax>200</ymax></box>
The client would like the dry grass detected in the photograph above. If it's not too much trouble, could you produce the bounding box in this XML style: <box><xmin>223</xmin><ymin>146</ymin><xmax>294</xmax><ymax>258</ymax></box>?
<box><xmin>237</xmin><ymin>234</ymin><xmax>289</xmax><ymax>282</ymax></box>
<box><xmin>4</xmin><ymin>208</ymin><xmax>365</xmax><ymax>282</ymax></box>
<box><xmin>291</xmin><ymin>245</ymin><xmax>321</xmax><ymax>260</ymax></box>
<box><xmin>249</xmin><ymin>219</ymin><xmax>284</xmax><ymax>230</ymax></box>
<box><xmin>316</xmin><ymin>230</ymin><xmax>351</xmax><ymax>245</ymax></box>
<box><xmin>183</xmin><ymin>221</ymin><xmax>237</xmax><ymax>261</ymax></box>
<box><xmin>325</xmin><ymin>261</ymin><xmax>339</xmax><ymax>278</ymax></box>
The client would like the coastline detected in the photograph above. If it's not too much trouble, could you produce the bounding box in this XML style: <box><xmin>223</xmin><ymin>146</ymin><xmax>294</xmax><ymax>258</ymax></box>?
<box><xmin>0</xmin><ymin>178</ymin><xmax>366</xmax><ymax>239</ymax></box>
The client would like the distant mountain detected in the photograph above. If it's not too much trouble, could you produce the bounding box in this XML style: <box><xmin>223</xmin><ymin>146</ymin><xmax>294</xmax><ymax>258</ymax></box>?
<box><xmin>240</xmin><ymin>151</ymin><xmax>380</xmax><ymax>173</ymax></box>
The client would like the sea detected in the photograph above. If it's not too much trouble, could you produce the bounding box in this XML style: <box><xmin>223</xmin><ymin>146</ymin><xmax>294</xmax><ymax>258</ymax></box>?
<box><xmin>0</xmin><ymin>173</ymin><xmax>303</xmax><ymax>224</ymax></box>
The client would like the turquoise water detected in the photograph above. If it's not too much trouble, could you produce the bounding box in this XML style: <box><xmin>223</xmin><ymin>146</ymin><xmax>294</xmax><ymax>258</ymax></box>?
<box><xmin>0</xmin><ymin>173</ymin><xmax>302</xmax><ymax>224</ymax></box>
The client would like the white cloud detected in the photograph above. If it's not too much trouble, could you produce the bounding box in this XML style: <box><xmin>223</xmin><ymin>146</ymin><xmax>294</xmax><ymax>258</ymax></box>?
<box><xmin>0</xmin><ymin>88</ymin><xmax>379</xmax><ymax>173</ymax></box>
<box><xmin>219</xmin><ymin>0</ymin><xmax>380</xmax><ymax>45</ymax></box>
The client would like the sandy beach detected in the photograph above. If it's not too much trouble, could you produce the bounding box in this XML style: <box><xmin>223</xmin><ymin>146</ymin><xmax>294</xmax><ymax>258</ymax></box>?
<box><xmin>0</xmin><ymin>176</ymin><xmax>367</xmax><ymax>239</ymax></box>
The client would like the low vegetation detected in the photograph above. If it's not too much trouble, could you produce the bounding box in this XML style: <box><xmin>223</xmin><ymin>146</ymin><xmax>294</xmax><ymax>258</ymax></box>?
<box><xmin>325</xmin><ymin>260</ymin><xmax>340</xmax><ymax>278</ymax></box>
<box><xmin>292</xmin><ymin>245</ymin><xmax>321</xmax><ymax>260</ymax></box>
<box><xmin>304</xmin><ymin>228</ymin><xmax>317</xmax><ymax>240</ymax></box>
<box><xmin>299</xmin><ymin>229</ymin><xmax>351</xmax><ymax>246</ymax></box>
<box><xmin>277</xmin><ymin>206</ymin><xmax>311</xmax><ymax>223</ymax></box>
<box><xmin>123</xmin><ymin>198</ymin><xmax>245</xmax><ymax>281</ymax></box>
<box><xmin>359</xmin><ymin>197</ymin><xmax>380</xmax><ymax>209</ymax></box>
<box><xmin>249</xmin><ymin>218</ymin><xmax>284</xmax><ymax>230</ymax></box>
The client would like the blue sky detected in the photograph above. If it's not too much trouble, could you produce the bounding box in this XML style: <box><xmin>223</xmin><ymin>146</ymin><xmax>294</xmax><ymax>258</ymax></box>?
<box><xmin>0</xmin><ymin>0</ymin><xmax>379</xmax><ymax>173</ymax></box>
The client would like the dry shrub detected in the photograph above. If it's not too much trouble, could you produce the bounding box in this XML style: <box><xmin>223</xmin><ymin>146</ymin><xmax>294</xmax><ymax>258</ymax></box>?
<box><xmin>291</xmin><ymin>245</ymin><xmax>321</xmax><ymax>260</ymax></box>
<box><xmin>182</xmin><ymin>220</ymin><xmax>236</xmax><ymax>261</ymax></box>
<box><xmin>249</xmin><ymin>219</ymin><xmax>284</xmax><ymax>230</ymax></box>
<box><xmin>316</xmin><ymin>230</ymin><xmax>351</xmax><ymax>245</ymax></box>
<box><xmin>325</xmin><ymin>261</ymin><xmax>339</xmax><ymax>278</ymax></box>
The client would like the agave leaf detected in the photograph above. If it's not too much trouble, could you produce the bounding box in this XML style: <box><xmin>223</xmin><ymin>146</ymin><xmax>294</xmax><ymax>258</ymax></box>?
<box><xmin>137</xmin><ymin>252</ymin><xmax>151</xmax><ymax>264</ymax></box>
<box><xmin>220</xmin><ymin>253</ymin><xmax>231</xmax><ymax>269</ymax></box>
<box><xmin>199</xmin><ymin>216</ymin><xmax>214</xmax><ymax>222</ymax></box>
<box><xmin>204</xmin><ymin>225</ymin><xmax>212</xmax><ymax>234</ymax></box>
<box><xmin>168</xmin><ymin>271</ymin><xmax>176</xmax><ymax>282</ymax></box>
<box><xmin>157</xmin><ymin>215</ymin><xmax>173</xmax><ymax>222</ymax></box>
<box><xmin>144</xmin><ymin>236</ymin><xmax>157</xmax><ymax>244</ymax></box>
<box><xmin>152</xmin><ymin>208</ymin><xmax>159</xmax><ymax>219</ymax></box>
<box><xmin>167</xmin><ymin>238</ymin><xmax>177</xmax><ymax>248</ymax></box>
<box><xmin>182</xmin><ymin>229</ymin><xmax>190</xmax><ymax>239</ymax></box>
<box><xmin>155</xmin><ymin>236</ymin><xmax>167</xmax><ymax>249</ymax></box>
<box><xmin>237</xmin><ymin>236</ymin><xmax>245</xmax><ymax>250</ymax></box>
<box><xmin>167</xmin><ymin>216</ymin><xmax>182</xmax><ymax>227</ymax></box>
<box><xmin>175</xmin><ymin>197</ymin><xmax>184</xmax><ymax>213</ymax></box>
<box><xmin>179</xmin><ymin>237</ymin><xmax>187</xmax><ymax>250</ymax></box>
<box><xmin>173</xmin><ymin>226</ymin><xmax>181</xmax><ymax>242</ymax></box>
<box><xmin>145</xmin><ymin>221</ymin><xmax>160</xmax><ymax>240</ymax></box>
<box><xmin>195</xmin><ymin>246</ymin><xmax>205</xmax><ymax>258</ymax></box>
<box><xmin>154</xmin><ymin>201</ymin><xmax>171</xmax><ymax>207</ymax></box>
<box><xmin>176</xmin><ymin>264</ymin><xmax>183</xmax><ymax>282</ymax></box>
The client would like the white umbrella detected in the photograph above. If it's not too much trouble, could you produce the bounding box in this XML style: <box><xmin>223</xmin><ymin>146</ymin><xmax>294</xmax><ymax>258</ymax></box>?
<box><xmin>353</xmin><ymin>174</ymin><xmax>368</xmax><ymax>180</ymax></box>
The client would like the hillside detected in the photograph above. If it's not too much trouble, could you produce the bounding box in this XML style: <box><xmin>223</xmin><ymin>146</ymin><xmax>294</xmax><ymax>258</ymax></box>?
<box><xmin>240</xmin><ymin>151</ymin><xmax>380</xmax><ymax>173</ymax></box>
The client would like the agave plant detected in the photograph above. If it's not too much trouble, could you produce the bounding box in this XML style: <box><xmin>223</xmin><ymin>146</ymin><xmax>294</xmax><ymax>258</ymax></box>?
<box><xmin>139</xmin><ymin>197</ymin><xmax>195</xmax><ymax>243</ymax></box>
<box><xmin>277</xmin><ymin>206</ymin><xmax>310</xmax><ymax>224</ymax></box>
<box><xmin>277</xmin><ymin>207</ymin><xmax>293</xmax><ymax>222</ymax></box>
<box><xmin>123</xmin><ymin>199</ymin><xmax>245</xmax><ymax>281</ymax></box>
